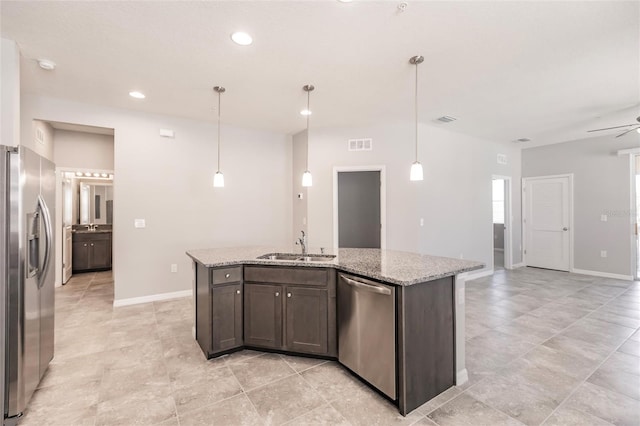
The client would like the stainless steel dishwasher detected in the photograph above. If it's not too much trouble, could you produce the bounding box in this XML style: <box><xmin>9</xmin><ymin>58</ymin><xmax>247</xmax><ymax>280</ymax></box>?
<box><xmin>338</xmin><ymin>273</ymin><xmax>396</xmax><ymax>399</ymax></box>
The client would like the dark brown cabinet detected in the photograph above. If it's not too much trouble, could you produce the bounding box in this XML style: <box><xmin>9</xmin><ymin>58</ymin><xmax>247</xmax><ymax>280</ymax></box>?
<box><xmin>244</xmin><ymin>283</ymin><xmax>282</xmax><ymax>349</ymax></box>
<box><xmin>211</xmin><ymin>283</ymin><xmax>243</xmax><ymax>353</ymax></box>
<box><xmin>72</xmin><ymin>232</ymin><xmax>112</xmax><ymax>272</ymax></box>
<box><xmin>195</xmin><ymin>264</ymin><xmax>244</xmax><ymax>358</ymax></box>
<box><xmin>243</xmin><ymin>266</ymin><xmax>335</xmax><ymax>356</ymax></box>
<box><xmin>285</xmin><ymin>286</ymin><xmax>328</xmax><ymax>354</ymax></box>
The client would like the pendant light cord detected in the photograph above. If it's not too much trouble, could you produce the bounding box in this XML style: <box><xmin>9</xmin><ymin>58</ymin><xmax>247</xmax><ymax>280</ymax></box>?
<box><xmin>217</xmin><ymin>91</ymin><xmax>221</xmax><ymax>172</ymax></box>
<box><xmin>306</xmin><ymin>88</ymin><xmax>310</xmax><ymax>171</ymax></box>
<box><xmin>415</xmin><ymin>61</ymin><xmax>418</xmax><ymax>162</ymax></box>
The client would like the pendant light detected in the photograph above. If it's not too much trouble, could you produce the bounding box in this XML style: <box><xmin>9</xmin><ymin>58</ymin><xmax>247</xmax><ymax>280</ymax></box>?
<box><xmin>213</xmin><ymin>86</ymin><xmax>225</xmax><ymax>187</ymax></box>
<box><xmin>302</xmin><ymin>84</ymin><xmax>314</xmax><ymax>187</ymax></box>
<box><xmin>409</xmin><ymin>55</ymin><xmax>424</xmax><ymax>181</ymax></box>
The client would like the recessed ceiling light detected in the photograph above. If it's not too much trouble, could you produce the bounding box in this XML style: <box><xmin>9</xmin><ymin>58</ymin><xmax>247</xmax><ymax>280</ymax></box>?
<box><xmin>37</xmin><ymin>59</ymin><xmax>56</xmax><ymax>70</ymax></box>
<box><xmin>513</xmin><ymin>138</ymin><xmax>531</xmax><ymax>143</ymax></box>
<box><xmin>129</xmin><ymin>91</ymin><xmax>145</xmax><ymax>99</ymax></box>
<box><xmin>231</xmin><ymin>32</ymin><xmax>253</xmax><ymax>46</ymax></box>
<box><xmin>300</xmin><ymin>109</ymin><xmax>312</xmax><ymax>116</ymax></box>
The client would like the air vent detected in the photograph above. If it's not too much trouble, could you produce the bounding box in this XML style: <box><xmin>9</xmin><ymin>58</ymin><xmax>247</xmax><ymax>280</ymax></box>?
<box><xmin>348</xmin><ymin>138</ymin><xmax>373</xmax><ymax>152</ymax></box>
<box><xmin>514</xmin><ymin>138</ymin><xmax>531</xmax><ymax>143</ymax></box>
<box><xmin>437</xmin><ymin>116</ymin><xmax>457</xmax><ymax>123</ymax></box>
<box><xmin>35</xmin><ymin>128</ymin><xmax>45</xmax><ymax>145</ymax></box>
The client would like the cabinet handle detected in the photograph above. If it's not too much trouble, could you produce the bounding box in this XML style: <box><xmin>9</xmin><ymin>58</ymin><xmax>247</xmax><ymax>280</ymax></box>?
<box><xmin>91</xmin><ymin>243</ymin><xmax>94</xmax><ymax>246</ymax></box>
<box><xmin>83</xmin><ymin>244</ymin><xmax>87</xmax><ymax>247</ymax></box>
<box><xmin>275</xmin><ymin>292</ymin><xmax>280</xmax><ymax>297</ymax></box>
<box><xmin>236</xmin><ymin>290</ymin><xmax>240</xmax><ymax>294</ymax></box>
<box><xmin>287</xmin><ymin>292</ymin><xmax>292</xmax><ymax>298</ymax></box>
<box><xmin>225</xmin><ymin>273</ymin><xmax>230</xmax><ymax>278</ymax></box>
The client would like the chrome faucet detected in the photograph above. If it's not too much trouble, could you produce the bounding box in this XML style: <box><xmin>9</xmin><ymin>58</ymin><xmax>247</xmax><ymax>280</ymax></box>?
<box><xmin>296</xmin><ymin>230</ymin><xmax>307</xmax><ymax>255</ymax></box>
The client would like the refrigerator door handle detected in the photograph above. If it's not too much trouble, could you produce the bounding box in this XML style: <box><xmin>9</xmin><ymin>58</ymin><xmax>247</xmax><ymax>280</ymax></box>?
<box><xmin>37</xmin><ymin>194</ymin><xmax>53</xmax><ymax>289</ymax></box>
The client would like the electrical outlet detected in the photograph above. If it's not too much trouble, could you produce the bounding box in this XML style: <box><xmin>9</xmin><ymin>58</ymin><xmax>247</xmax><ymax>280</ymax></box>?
<box><xmin>600</xmin><ymin>250</ymin><xmax>607</xmax><ymax>258</ymax></box>
<box><xmin>600</xmin><ymin>214</ymin><xmax>608</xmax><ymax>222</ymax></box>
<box><xmin>459</xmin><ymin>253</ymin><xmax>464</xmax><ymax>259</ymax></box>
<box><xmin>171</xmin><ymin>264</ymin><xmax>178</xmax><ymax>273</ymax></box>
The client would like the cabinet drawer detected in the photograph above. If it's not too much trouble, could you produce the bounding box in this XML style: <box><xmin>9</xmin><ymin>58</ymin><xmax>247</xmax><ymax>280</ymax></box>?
<box><xmin>244</xmin><ymin>266</ymin><xmax>328</xmax><ymax>287</ymax></box>
<box><xmin>72</xmin><ymin>232</ymin><xmax>111</xmax><ymax>242</ymax></box>
<box><xmin>211</xmin><ymin>266</ymin><xmax>242</xmax><ymax>285</ymax></box>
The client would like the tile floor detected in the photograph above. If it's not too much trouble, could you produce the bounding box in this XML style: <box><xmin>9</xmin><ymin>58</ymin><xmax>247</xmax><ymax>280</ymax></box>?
<box><xmin>18</xmin><ymin>267</ymin><xmax>640</xmax><ymax>426</ymax></box>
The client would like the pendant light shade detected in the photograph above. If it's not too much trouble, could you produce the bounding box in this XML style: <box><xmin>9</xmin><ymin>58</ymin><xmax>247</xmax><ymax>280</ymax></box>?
<box><xmin>213</xmin><ymin>171</ymin><xmax>224</xmax><ymax>187</ymax></box>
<box><xmin>302</xmin><ymin>84</ymin><xmax>315</xmax><ymax>187</ymax></box>
<box><xmin>410</xmin><ymin>161</ymin><xmax>423</xmax><ymax>181</ymax></box>
<box><xmin>409</xmin><ymin>55</ymin><xmax>424</xmax><ymax>181</ymax></box>
<box><xmin>213</xmin><ymin>86</ymin><xmax>225</xmax><ymax>188</ymax></box>
<box><xmin>302</xmin><ymin>170</ymin><xmax>313</xmax><ymax>187</ymax></box>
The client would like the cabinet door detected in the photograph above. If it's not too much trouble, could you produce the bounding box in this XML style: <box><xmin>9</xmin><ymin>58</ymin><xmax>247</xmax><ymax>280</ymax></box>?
<box><xmin>285</xmin><ymin>287</ymin><xmax>328</xmax><ymax>355</ymax></box>
<box><xmin>72</xmin><ymin>241</ymin><xmax>90</xmax><ymax>271</ymax></box>
<box><xmin>211</xmin><ymin>283</ymin><xmax>243</xmax><ymax>353</ymax></box>
<box><xmin>244</xmin><ymin>284</ymin><xmax>282</xmax><ymax>349</ymax></box>
<box><xmin>89</xmin><ymin>238</ymin><xmax>111</xmax><ymax>269</ymax></box>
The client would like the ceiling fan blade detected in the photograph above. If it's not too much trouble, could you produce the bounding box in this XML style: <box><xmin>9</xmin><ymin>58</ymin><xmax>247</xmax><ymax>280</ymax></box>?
<box><xmin>588</xmin><ymin>124</ymin><xmax>637</xmax><ymax>132</ymax></box>
<box><xmin>615</xmin><ymin>126</ymin><xmax>640</xmax><ymax>138</ymax></box>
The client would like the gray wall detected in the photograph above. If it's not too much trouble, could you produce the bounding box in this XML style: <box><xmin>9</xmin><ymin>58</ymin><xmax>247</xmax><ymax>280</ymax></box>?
<box><xmin>302</xmin><ymin>122</ymin><xmax>523</xmax><ymax>272</ymax></box>
<box><xmin>292</xmin><ymin>131</ymin><xmax>308</xmax><ymax>242</ymax></box>
<box><xmin>522</xmin><ymin>134</ymin><xmax>638</xmax><ymax>277</ymax></box>
<box><xmin>53</xmin><ymin>129</ymin><xmax>114</xmax><ymax>170</ymax></box>
<box><xmin>22</xmin><ymin>94</ymin><xmax>293</xmax><ymax>302</ymax></box>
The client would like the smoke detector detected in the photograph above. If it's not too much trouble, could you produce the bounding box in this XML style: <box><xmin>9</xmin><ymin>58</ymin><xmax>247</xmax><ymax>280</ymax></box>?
<box><xmin>37</xmin><ymin>59</ymin><xmax>56</xmax><ymax>70</ymax></box>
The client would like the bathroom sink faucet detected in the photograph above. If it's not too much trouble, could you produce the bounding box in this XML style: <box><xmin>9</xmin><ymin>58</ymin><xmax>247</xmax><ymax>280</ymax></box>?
<box><xmin>296</xmin><ymin>230</ymin><xmax>307</xmax><ymax>255</ymax></box>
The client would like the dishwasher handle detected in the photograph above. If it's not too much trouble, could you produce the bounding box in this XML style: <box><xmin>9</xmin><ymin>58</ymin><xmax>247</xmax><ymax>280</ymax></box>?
<box><xmin>340</xmin><ymin>274</ymin><xmax>392</xmax><ymax>295</ymax></box>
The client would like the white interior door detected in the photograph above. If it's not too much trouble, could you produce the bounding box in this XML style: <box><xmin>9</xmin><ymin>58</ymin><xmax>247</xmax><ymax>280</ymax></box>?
<box><xmin>524</xmin><ymin>176</ymin><xmax>571</xmax><ymax>271</ymax></box>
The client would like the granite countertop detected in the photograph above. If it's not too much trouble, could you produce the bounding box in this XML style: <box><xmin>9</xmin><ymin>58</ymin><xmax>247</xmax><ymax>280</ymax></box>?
<box><xmin>186</xmin><ymin>246</ymin><xmax>484</xmax><ymax>286</ymax></box>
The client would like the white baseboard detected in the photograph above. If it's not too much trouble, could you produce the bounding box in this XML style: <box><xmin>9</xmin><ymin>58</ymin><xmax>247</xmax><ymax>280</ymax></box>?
<box><xmin>511</xmin><ymin>262</ymin><xmax>525</xmax><ymax>269</ymax></box>
<box><xmin>571</xmin><ymin>268</ymin><xmax>633</xmax><ymax>281</ymax></box>
<box><xmin>113</xmin><ymin>289</ymin><xmax>193</xmax><ymax>307</ymax></box>
<box><xmin>459</xmin><ymin>268</ymin><xmax>494</xmax><ymax>281</ymax></box>
<box><xmin>456</xmin><ymin>369</ymin><xmax>468</xmax><ymax>386</ymax></box>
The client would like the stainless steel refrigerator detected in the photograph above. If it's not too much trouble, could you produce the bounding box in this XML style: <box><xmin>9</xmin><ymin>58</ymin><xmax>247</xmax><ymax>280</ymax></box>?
<box><xmin>1</xmin><ymin>145</ymin><xmax>55</xmax><ymax>426</ymax></box>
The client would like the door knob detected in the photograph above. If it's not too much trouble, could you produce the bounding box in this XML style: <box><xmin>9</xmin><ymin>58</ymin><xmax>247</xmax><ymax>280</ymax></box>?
<box><xmin>275</xmin><ymin>292</ymin><xmax>280</xmax><ymax>297</ymax></box>
<box><xmin>287</xmin><ymin>293</ymin><xmax>292</xmax><ymax>298</ymax></box>
<box><xmin>225</xmin><ymin>273</ymin><xmax>230</xmax><ymax>278</ymax></box>
<box><xmin>563</xmin><ymin>227</ymin><xmax>568</xmax><ymax>231</ymax></box>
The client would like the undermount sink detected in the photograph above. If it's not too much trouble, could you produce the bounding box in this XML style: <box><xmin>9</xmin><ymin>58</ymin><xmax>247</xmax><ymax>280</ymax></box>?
<box><xmin>258</xmin><ymin>253</ymin><xmax>336</xmax><ymax>262</ymax></box>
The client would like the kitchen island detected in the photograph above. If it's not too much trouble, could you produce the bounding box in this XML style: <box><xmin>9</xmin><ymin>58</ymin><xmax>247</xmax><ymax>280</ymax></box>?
<box><xmin>186</xmin><ymin>246</ymin><xmax>483</xmax><ymax>415</ymax></box>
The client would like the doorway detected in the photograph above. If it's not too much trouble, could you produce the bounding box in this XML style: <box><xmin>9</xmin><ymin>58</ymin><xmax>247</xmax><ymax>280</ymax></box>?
<box><xmin>333</xmin><ymin>166</ymin><xmax>386</xmax><ymax>249</ymax></box>
<box><xmin>523</xmin><ymin>174</ymin><xmax>573</xmax><ymax>271</ymax></box>
<box><xmin>492</xmin><ymin>176</ymin><xmax>513</xmax><ymax>270</ymax></box>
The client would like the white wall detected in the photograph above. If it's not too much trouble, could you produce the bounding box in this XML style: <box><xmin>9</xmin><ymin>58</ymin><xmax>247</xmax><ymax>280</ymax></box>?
<box><xmin>1</xmin><ymin>38</ymin><xmax>20</xmax><ymax>147</ymax></box>
<box><xmin>53</xmin><ymin>129</ymin><xmax>114</xmax><ymax>170</ymax></box>
<box><xmin>292</xmin><ymin>130</ymin><xmax>308</xmax><ymax>240</ymax></box>
<box><xmin>29</xmin><ymin>120</ymin><xmax>54</xmax><ymax>160</ymax></box>
<box><xmin>22</xmin><ymin>94</ymin><xmax>293</xmax><ymax>302</ymax></box>
<box><xmin>522</xmin><ymin>134</ymin><xmax>638</xmax><ymax>277</ymax></box>
<box><xmin>304</xmin><ymin>122</ymin><xmax>523</xmax><ymax>271</ymax></box>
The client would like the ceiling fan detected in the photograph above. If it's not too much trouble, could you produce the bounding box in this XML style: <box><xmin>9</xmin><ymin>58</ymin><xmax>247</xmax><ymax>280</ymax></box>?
<box><xmin>588</xmin><ymin>116</ymin><xmax>640</xmax><ymax>138</ymax></box>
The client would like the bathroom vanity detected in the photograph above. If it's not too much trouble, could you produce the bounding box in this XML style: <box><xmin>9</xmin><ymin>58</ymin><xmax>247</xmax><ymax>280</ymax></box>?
<box><xmin>187</xmin><ymin>246</ymin><xmax>482</xmax><ymax>415</ymax></box>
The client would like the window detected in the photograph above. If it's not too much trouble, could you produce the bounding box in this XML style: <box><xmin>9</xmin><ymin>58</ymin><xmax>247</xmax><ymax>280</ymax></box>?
<box><xmin>492</xmin><ymin>179</ymin><xmax>504</xmax><ymax>224</ymax></box>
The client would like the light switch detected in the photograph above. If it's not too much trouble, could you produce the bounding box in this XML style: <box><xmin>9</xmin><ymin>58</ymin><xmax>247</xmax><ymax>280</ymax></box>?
<box><xmin>600</xmin><ymin>214</ymin><xmax>608</xmax><ymax>222</ymax></box>
<box><xmin>134</xmin><ymin>219</ymin><xmax>146</xmax><ymax>228</ymax></box>
<box><xmin>159</xmin><ymin>128</ymin><xmax>175</xmax><ymax>138</ymax></box>
<box><xmin>420</xmin><ymin>218</ymin><xmax>424</xmax><ymax>227</ymax></box>
<box><xmin>170</xmin><ymin>264</ymin><xmax>178</xmax><ymax>273</ymax></box>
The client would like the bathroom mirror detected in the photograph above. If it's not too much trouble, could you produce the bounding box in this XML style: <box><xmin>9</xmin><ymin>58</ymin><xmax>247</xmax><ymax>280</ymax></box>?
<box><xmin>79</xmin><ymin>182</ymin><xmax>113</xmax><ymax>224</ymax></box>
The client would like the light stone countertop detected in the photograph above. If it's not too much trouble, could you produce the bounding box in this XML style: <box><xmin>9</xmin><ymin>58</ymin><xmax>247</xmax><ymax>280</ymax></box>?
<box><xmin>186</xmin><ymin>246</ymin><xmax>484</xmax><ymax>286</ymax></box>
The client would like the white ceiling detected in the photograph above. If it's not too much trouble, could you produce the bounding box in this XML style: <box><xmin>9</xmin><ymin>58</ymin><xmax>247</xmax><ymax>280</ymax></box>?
<box><xmin>2</xmin><ymin>1</ymin><xmax>639</xmax><ymax>146</ymax></box>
